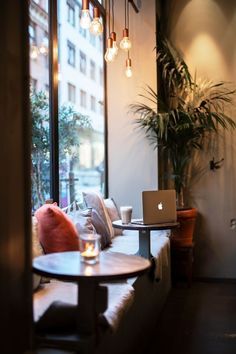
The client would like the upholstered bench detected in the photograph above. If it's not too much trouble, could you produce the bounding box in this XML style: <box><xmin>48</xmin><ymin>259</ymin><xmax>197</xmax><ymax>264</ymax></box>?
<box><xmin>32</xmin><ymin>192</ymin><xmax>171</xmax><ymax>353</ymax></box>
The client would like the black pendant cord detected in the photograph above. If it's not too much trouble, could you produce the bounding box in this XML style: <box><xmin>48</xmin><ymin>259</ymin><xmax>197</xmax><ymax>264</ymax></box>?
<box><xmin>108</xmin><ymin>0</ymin><xmax>111</xmax><ymax>35</ymax></box>
<box><xmin>125</xmin><ymin>0</ymin><xmax>127</xmax><ymax>28</ymax></box>
<box><xmin>112</xmin><ymin>0</ymin><xmax>114</xmax><ymax>32</ymax></box>
<box><xmin>127</xmin><ymin>0</ymin><xmax>129</xmax><ymax>29</ymax></box>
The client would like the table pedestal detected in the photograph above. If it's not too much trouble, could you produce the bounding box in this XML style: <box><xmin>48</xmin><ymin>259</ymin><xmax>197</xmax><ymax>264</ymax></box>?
<box><xmin>138</xmin><ymin>229</ymin><xmax>152</xmax><ymax>259</ymax></box>
<box><xmin>77</xmin><ymin>282</ymin><xmax>108</xmax><ymax>335</ymax></box>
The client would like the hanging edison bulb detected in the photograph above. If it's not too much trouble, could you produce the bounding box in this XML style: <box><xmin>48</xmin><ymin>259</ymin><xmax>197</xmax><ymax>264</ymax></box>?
<box><xmin>90</xmin><ymin>7</ymin><xmax>103</xmax><ymax>35</ymax></box>
<box><xmin>30</xmin><ymin>45</ymin><xmax>39</xmax><ymax>59</ymax></box>
<box><xmin>104</xmin><ymin>37</ymin><xmax>115</xmax><ymax>62</ymax></box>
<box><xmin>120</xmin><ymin>28</ymin><xmax>132</xmax><ymax>51</ymax></box>
<box><xmin>39</xmin><ymin>37</ymin><xmax>49</xmax><ymax>56</ymax></box>
<box><xmin>80</xmin><ymin>0</ymin><xmax>91</xmax><ymax>29</ymax></box>
<box><xmin>110</xmin><ymin>32</ymin><xmax>119</xmax><ymax>56</ymax></box>
<box><xmin>125</xmin><ymin>57</ymin><xmax>132</xmax><ymax>78</ymax></box>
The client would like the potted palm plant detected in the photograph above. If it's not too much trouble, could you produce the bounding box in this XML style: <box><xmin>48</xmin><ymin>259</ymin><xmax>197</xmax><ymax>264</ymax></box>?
<box><xmin>130</xmin><ymin>28</ymin><xmax>236</xmax><ymax>246</ymax></box>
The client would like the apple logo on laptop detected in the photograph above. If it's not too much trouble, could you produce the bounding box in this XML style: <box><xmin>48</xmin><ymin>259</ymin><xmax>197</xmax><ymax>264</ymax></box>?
<box><xmin>157</xmin><ymin>202</ymin><xmax>163</xmax><ymax>210</ymax></box>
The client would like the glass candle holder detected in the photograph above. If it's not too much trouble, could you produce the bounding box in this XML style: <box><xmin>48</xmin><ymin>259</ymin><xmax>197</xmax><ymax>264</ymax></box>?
<box><xmin>79</xmin><ymin>233</ymin><xmax>101</xmax><ymax>265</ymax></box>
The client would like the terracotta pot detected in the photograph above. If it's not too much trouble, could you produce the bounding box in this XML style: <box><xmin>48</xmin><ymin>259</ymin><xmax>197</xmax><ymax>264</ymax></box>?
<box><xmin>171</xmin><ymin>207</ymin><xmax>198</xmax><ymax>247</ymax></box>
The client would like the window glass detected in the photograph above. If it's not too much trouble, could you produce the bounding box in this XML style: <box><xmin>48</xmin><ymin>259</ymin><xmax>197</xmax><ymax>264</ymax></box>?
<box><xmin>29</xmin><ymin>0</ymin><xmax>50</xmax><ymax>211</ymax></box>
<box><xmin>58</xmin><ymin>0</ymin><xmax>105</xmax><ymax>206</ymax></box>
<box><xmin>68</xmin><ymin>83</ymin><xmax>76</xmax><ymax>103</ymax></box>
<box><xmin>79</xmin><ymin>51</ymin><xmax>87</xmax><ymax>74</ymax></box>
<box><xmin>90</xmin><ymin>95</ymin><xmax>96</xmax><ymax>112</ymax></box>
<box><xmin>90</xmin><ymin>60</ymin><xmax>96</xmax><ymax>80</ymax></box>
<box><xmin>67</xmin><ymin>0</ymin><xmax>75</xmax><ymax>27</ymax></box>
<box><xmin>67</xmin><ymin>40</ymin><xmax>76</xmax><ymax>66</ymax></box>
<box><xmin>30</xmin><ymin>0</ymin><xmax>106</xmax><ymax>210</ymax></box>
<box><xmin>80</xmin><ymin>89</ymin><xmax>87</xmax><ymax>108</ymax></box>
<box><xmin>29</xmin><ymin>22</ymin><xmax>37</xmax><ymax>44</ymax></box>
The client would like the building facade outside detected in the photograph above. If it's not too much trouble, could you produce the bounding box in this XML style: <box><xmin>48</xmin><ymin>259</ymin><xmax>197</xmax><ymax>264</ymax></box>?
<box><xmin>29</xmin><ymin>0</ymin><xmax>105</xmax><ymax>210</ymax></box>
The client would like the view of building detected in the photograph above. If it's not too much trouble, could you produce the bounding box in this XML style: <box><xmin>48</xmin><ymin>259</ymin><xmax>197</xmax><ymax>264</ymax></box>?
<box><xmin>29</xmin><ymin>0</ymin><xmax>105</xmax><ymax>209</ymax></box>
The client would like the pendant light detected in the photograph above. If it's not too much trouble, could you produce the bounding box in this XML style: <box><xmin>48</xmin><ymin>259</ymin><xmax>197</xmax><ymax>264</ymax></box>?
<box><xmin>105</xmin><ymin>37</ymin><xmax>115</xmax><ymax>62</ymax></box>
<box><xmin>120</xmin><ymin>0</ymin><xmax>132</xmax><ymax>51</ymax></box>
<box><xmin>104</xmin><ymin>0</ymin><xmax>115</xmax><ymax>62</ymax></box>
<box><xmin>125</xmin><ymin>51</ymin><xmax>132</xmax><ymax>78</ymax></box>
<box><xmin>90</xmin><ymin>6</ymin><xmax>103</xmax><ymax>35</ymax></box>
<box><xmin>80</xmin><ymin>0</ymin><xmax>91</xmax><ymax>29</ymax></box>
<box><xmin>110</xmin><ymin>0</ymin><xmax>118</xmax><ymax>56</ymax></box>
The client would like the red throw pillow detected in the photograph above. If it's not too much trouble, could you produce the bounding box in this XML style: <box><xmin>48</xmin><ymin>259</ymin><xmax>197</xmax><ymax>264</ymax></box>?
<box><xmin>35</xmin><ymin>203</ymin><xmax>79</xmax><ymax>254</ymax></box>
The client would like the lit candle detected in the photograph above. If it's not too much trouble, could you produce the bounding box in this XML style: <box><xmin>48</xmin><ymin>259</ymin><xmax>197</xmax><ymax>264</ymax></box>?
<box><xmin>81</xmin><ymin>242</ymin><xmax>98</xmax><ymax>261</ymax></box>
<box><xmin>80</xmin><ymin>234</ymin><xmax>101</xmax><ymax>265</ymax></box>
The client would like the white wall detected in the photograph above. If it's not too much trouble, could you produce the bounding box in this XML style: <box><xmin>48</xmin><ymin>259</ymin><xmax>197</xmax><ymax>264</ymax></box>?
<box><xmin>107</xmin><ymin>0</ymin><xmax>158</xmax><ymax>218</ymax></box>
<box><xmin>165</xmin><ymin>0</ymin><xmax>236</xmax><ymax>278</ymax></box>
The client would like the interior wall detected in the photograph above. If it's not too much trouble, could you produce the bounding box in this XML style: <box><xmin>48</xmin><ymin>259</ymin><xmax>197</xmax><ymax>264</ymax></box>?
<box><xmin>107</xmin><ymin>0</ymin><xmax>158</xmax><ymax>218</ymax></box>
<box><xmin>163</xmin><ymin>0</ymin><xmax>236</xmax><ymax>278</ymax></box>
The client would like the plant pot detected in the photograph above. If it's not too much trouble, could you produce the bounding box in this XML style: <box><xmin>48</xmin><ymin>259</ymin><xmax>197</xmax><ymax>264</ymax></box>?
<box><xmin>171</xmin><ymin>207</ymin><xmax>197</xmax><ymax>247</ymax></box>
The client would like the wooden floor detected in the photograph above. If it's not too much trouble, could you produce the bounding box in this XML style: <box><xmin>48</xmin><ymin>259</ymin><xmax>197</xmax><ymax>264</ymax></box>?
<box><xmin>148</xmin><ymin>281</ymin><xmax>236</xmax><ymax>354</ymax></box>
<box><xmin>36</xmin><ymin>281</ymin><xmax>236</xmax><ymax>354</ymax></box>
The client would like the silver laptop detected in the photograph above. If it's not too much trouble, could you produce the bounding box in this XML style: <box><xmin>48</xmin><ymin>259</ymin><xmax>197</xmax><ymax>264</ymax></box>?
<box><xmin>133</xmin><ymin>190</ymin><xmax>177</xmax><ymax>225</ymax></box>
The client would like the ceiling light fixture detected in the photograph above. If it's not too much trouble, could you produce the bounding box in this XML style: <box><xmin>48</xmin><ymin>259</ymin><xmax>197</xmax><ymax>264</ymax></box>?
<box><xmin>80</xmin><ymin>0</ymin><xmax>91</xmax><ymax>29</ymax></box>
<box><xmin>104</xmin><ymin>0</ymin><xmax>115</xmax><ymax>63</ymax></box>
<box><xmin>90</xmin><ymin>6</ymin><xmax>103</xmax><ymax>35</ymax></box>
<box><xmin>110</xmin><ymin>0</ymin><xmax>118</xmax><ymax>57</ymax></box>
<box><xmin>120</xmin><ymin>0</ymin><xmax>132</xmax><ymax>51</ymax></box>
<box><xmin>125</xmin><ymin>51</ymin><xmax>132</xmax><ymax>78</ymax></box>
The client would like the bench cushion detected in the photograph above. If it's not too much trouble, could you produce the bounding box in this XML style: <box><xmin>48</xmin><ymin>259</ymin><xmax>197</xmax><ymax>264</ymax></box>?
<box><xmin>34</xmin><ymin>280</ymin><xmax>134</xmax><ymax>332</ymax></box>
<box><xmin>35</xmin><ymin>203</ymin><xmax>79</xmax><ymax>254</ymax></box>
<box><xmin>107</xmin><ymin>230</ymin><xmax>170</xmax><ymax>280</ymax></box>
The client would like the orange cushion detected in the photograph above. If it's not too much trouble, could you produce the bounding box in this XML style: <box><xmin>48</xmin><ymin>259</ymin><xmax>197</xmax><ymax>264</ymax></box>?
<box><xmin>35</xmin><ymin>203</ymin><xmax>79</xmax><ymax>254</ymax></box>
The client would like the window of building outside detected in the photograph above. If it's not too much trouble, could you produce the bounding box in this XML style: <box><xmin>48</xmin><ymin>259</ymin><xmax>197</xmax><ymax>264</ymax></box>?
<box><xmin>99</xmin><ymin>67</ymin><xmax>103</xmax><ymax>86</ymax></box>
<box><xmin>90</xmin><ymin>60</ymin><xmax>96</xmax><ymax>80</ymax></box>
<box><xmin>67</xmin><ymin>0</ymin><xmax>75</xmax><ymax>27</ymax></box>
<box><xmin>79</xmin><ymin>50</ymin><xmax>86</xmax><ymax>74</ymax></box>
<box><xmin>31</xmin><ymin>78</ymin><xmax>38</xmax><ymax>91</ymax></box>
<box><xmin>80</xmin><ymin>89</ymin><xmax>87</xmax><ymax>108</ymax></box>
<box><xmin>29</xmin><ymin>22</ymin><xmax>37</xmax><ymax>44</ymax></box>
<box><xmin>68</xmin><ymin>83</ymin><xmax>76</xmax><ymax>103</ymax></box>
<box><xmin>67</xmin><ymin>40</ymin><xmax>76</xmax><ymax>67</ymax></box>
<box><xmin>30</xmin><ymin>0</ymin><xmax>106</xmax><ymax>211</ymax></box>
<box><xmin>78</xmin><ymin>3</ymin><xmax>86</xmax><ymax>38</ymax></box>
<box><xmin>90</xmin><ymin>95</ymin><xmax>96</xmax><ymax>112</ymax></box>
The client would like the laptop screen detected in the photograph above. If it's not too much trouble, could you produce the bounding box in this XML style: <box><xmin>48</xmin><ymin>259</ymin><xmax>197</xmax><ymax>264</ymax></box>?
<box><xmin>142</xmin><ymin>190</ymin><xmax>177</xmax><ymax>224</ymax></box>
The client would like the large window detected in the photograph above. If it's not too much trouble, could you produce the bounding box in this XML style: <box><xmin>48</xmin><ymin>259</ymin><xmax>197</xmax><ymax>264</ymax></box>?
<box><xmin>30</xmin><ymin>0</ymin><xmax>106</xmax><ymax>211</ymax></box>
<box><xmin>29</xmin><ymin>0</ymin><xmax>50</xmax><ymax>211</ymax></box>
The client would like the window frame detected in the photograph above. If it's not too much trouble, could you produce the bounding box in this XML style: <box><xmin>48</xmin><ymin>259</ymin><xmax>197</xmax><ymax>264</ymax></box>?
<box><xmin>48</xmin><ymin>0</ymin><xmax>108</xmax><ymax>204</ymax></box>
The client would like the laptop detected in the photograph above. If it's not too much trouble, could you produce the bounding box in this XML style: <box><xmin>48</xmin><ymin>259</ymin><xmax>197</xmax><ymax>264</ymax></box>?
<box><xmin>132</xmin><ymin>189</ymin><xmax>177</xmax><ymax>225</ymax></box>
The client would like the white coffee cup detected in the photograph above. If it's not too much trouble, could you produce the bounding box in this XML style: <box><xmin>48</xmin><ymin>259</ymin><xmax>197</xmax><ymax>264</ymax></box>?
<box><xmin>120</xmin><ymin>206</ymin><xmax>133</xmax><ymax>224</ymax></box>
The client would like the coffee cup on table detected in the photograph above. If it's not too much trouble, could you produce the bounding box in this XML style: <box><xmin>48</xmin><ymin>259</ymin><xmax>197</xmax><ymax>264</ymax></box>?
<box><xmin>120</xmin><ymin>206</ymin><xmax>133</xmax><ymax>224</ymax></box>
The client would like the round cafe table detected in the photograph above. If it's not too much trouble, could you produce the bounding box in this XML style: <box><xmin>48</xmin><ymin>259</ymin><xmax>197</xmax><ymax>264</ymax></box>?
<box><xmin>112</xmin><ymin>219</ymin><xmax>179</xmax><ymax>259</ymax></box>
<box><xmin>33</xmin><ymin>250</ymin><xmax>151</xmax><ymax>351</ymax></box>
